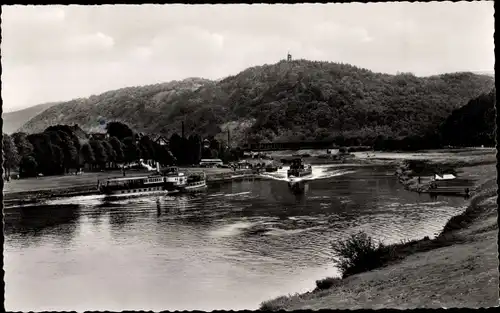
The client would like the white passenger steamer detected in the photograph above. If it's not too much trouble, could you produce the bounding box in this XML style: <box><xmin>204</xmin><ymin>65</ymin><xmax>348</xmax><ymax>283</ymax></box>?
<box><xmin>97</xmin><ymin>163</ymin><xmax>187</xmax><ymax>197</ymax></box>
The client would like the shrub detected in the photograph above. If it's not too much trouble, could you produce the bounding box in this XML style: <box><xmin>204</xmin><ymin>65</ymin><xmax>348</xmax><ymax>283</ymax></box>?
<box><xmin>259</xmin><ymin>294</ymin><xmax>300</xmax><ymax>311</ymax></box>
<box><xmin>315</xmin><ymin>277</ymin><xmax>341</xmax><ymax>290</ymax></box>
<box><xmin>331</xmin><ymin>231</ymin><xmax>387</xmax><ymax>278</ymax></box>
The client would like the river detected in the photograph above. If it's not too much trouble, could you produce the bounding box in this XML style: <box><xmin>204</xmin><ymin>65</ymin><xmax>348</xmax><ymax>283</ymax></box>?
<box><xmin>4</xmin><ymin>164</ymin><xmax>467</xmax><ymax>311</ymax></box>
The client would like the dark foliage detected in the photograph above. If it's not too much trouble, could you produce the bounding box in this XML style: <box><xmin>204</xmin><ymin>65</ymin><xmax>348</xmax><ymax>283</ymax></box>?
<box><xmin>439</xmin><ymin>88</ymin><xmax>496</xmax><ymax>147</ymax></box>
<box><xmin>2</xmin><ymin>133</ymin><xmax>21</xmax><ymax>178</ymax></box>
<box><xmin>106</xmin><ymin>121</ymin><xmax>134</xmax><ymax>141</ymax></box>
<box><xmin>331</xmin><ymin>231</ymin><xmax>464</xmax><ymax>279</ymax></box>
<box><xmin>331</xmin><ymin>231</ymin><xmax>388</xmax><ymax>278</ymax></box>
<box><xmin>19</xmin><ymin>155</ymin><xmax>38</xmax><ymax>178</ymax></box>
<box><xmin>11</xmin><ymin>121</ymin><xmax>223</xmax><ymax>177</ymax></box>
<box><xmin>315</xmin><ymin>277</ymin><xmax>341</xmax><ymax>291</ymax></box>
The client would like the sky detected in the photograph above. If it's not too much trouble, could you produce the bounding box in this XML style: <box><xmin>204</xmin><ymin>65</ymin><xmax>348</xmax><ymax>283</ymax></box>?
<box><xmin>1</xmin><ymin>2</ymin><xmax>495</xmax><ymax>112</ymax></box>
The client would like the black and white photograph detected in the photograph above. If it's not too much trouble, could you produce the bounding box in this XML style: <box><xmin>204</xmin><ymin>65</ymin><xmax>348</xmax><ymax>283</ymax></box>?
<box><xmin>1</xmin><ymin>1</ymin><xmax>497</xmax><ymax>311</ymax></box>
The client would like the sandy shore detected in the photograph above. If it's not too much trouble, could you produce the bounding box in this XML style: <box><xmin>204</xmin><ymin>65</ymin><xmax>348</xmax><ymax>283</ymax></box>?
<box><xmin>260</xmin><ymin>164</ymin><xmax>498</xmax><ymax>310</ymax></box>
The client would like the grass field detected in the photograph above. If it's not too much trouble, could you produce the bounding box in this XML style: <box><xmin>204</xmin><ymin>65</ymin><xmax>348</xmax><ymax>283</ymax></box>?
<box><xmin>3</xmin><ymin>167</ymin><xmax>235</xmax><ymax>195</ymax></box>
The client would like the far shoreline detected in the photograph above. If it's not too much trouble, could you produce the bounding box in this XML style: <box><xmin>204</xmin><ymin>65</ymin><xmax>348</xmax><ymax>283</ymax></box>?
<box><xmin>3</xmin><ymin>148</ymin><xmax>495</xmax><ymax>206</ymax></box>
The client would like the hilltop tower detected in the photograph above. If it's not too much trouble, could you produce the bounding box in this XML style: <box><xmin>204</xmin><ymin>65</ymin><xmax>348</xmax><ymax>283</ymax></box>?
<box><xmin>287</xmin><ymin>51</ymin><xmax>292</xmax><ymax>62</ymax></box>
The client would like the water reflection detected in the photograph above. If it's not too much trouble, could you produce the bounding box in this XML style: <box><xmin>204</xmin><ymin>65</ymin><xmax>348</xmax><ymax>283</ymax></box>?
<box><xmin>5</xmin><ymin>204</ymin><xmax>78</xmax><ymax>232</ymax></box>
<box><xmin>4</xmin><ymin>204</ymin><xmax>80</xmax><ymax>249</ymax></box>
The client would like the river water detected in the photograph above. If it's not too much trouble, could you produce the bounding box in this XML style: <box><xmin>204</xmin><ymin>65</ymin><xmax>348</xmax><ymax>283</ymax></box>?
<box><xmin>4</xmin><ymin>164</ymin><xmax>467</xmax><ymax>311</ymax></box>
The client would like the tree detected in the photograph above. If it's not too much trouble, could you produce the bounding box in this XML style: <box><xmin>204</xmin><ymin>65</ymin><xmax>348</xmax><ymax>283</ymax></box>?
<box><xmin>122</xmin><ymin>136</ymin><xmax>139</xmax><ymax>163</ymax></box>
<box><xmin>50</xmin><ymin>144</ymin><xmax>64</xmax><ymax>174</ymax></box>
<box><xmin>169</xmin><ymin>133</ymin><xmax>184</xmax><ymax>165</ymax></box>
<box><xmin>89</xmin><ymin>139</ymin><xmax>108</xmax><ymax>170</ymax></box>
<box><xmin>108</xmin><ymin>136</ymin><xmax>125</xmax><ymax>165</ymax></box>
<box><xmin>12</xmin><ymin>132</ymin><xmax>34</xmax><ymax>158</ymax></box>
<box><xmin>19</xmin><ymin>155</ymin><xmax>38</xmax><ymax>178</ymax></box>
<box><xmin>28</xmin><ymin>133</ymin><xmax>61</xmax><ymax>175</ymax></box>
<box><xmin>155</xmin><ymin>144</ymin><xmax>175</xmax><ymax>166</ymax></box>
<box><xmin>187</xmin><ymin>134</ymin><xmax>202</xmax><ymax>165</ymax></box>
<box><xmin>106</xmin><ymin>121</ymin><xmax>134</xmax><ymax>141</ymax></box>
<box><xmin>440</xmin><ymin>88</ymin><xmax>495</xmax><ymax>147</ymax></box>
<box><xmin>45</xmin><ymin>129</ymin><xmax>78</xmax><ymax>173</ymax></box>
<box><xmin>139</xmin><ymin>135</ymin><xmax>156</xmax><ymax>163</ymax></box>
<box><xmin>80</xmin><ymin>143</ymin><xmax>95</xmax><ymax>168</ymax></box>
<box><xmin>45</xmin><ymin>125</ymin><xmax>81</xmax><ymax>161</ymax></box>
<box><xmin>2</xmin><ymin>133</ymin><xmax>21</xmax><ymax>179</ymax></box>
<box><xmin>101</xmin><ymin>140</ymin><xmax>116</xmax><ymax>169</ymax></box>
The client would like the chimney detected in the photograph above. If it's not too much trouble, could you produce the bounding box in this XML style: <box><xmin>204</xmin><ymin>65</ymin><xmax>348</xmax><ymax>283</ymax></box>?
<box><xmin>227</xmin><ymin>129</ymin><xmax>231</xmax><ymax>148</ymax></box>
<box><xmin>156</xmin><ymin>162</ymin><xmax>160</xmax><ymax>173</ymax></box>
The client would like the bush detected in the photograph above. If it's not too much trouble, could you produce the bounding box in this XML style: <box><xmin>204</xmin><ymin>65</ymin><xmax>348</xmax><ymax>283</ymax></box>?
<box><xmin>259</xmin><ymin>294</ymin><xmax>300</xmax><ymax>311</ymax></box>
<box><xmin>331</xmin><ymin>231</ymin><xmax>388</xmax><ymax>278</ymax></box>
<box><xmin>315</xmin><ymin>277</ymin><xmax>341</xmax><ymax>290</ymax></box>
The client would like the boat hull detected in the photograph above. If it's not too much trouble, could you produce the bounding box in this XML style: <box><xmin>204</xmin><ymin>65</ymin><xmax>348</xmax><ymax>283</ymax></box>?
<box><xmin>287</xmin><ymin>168</ymin><xmax>313</xmax><ymax>178</ymax></box>
<box><xmin>101</xmin><ymin>186</ymin><xmax>179</xmax><ymax>198</ymax></box>
<box><xmin>179</xmin><ymin>183</ymin><xmax>207</xmax><ymax>193</ymax></box>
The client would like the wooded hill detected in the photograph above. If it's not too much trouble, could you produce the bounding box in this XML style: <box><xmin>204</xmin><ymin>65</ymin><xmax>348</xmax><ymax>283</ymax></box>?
<box><xmin>2</xmin><ymin>101</ymin><xmax>61</xmax><ymax>134</ymax></box>
<box><xmin>439</xmin><ymin>87</ymin><xmax>496</xmax><ymax>147</ymax></box>
<box><xmin>18</xmin><ymin>59</ymin><xmax>494</xmax><ymax>146</ymax></box>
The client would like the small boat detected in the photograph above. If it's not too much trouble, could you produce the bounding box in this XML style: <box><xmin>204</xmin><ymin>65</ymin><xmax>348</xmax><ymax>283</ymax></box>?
<box><xmin>265</xmin><ymin>163</ymin><xmax>279</xmax><ymax>172</ymax></box>
<box><xmin>287</xmin><ymin>158</ymin><xmax>313</xmax><ymax>179</ymax></box>
<box><xmin>286</xmin><ymin>158</ymin><xmax>312</xmax><ymax>193</ymax></box>
<box><xmin>179</xmin><ymin>172</ymin><xmax>207</xmax><ymax>193</ymax></box>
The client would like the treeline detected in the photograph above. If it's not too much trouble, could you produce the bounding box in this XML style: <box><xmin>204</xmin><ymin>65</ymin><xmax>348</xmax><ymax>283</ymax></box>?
<box><xmin>371</xmin><ymin>88</ymin><xmax>496</xmax><ymax>151</ymax></box>
<box><xmin>3</xmin><ymin>121</ymin><xmax>241</xmax><ymax>179</ymax></box>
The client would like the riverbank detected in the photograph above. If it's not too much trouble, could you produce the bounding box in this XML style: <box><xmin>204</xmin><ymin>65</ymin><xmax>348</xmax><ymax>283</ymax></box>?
<box><xmin>394</xmin><ymin>158</ymin><xmax>496</xmax><ymax>196</ymax></box>
<box><xmin>260</xmin><ymin>174</ymin><xmax>498</xmax><ymax>309</ymax></box>
<box><xmin>4</xmin><ymin>149</ymin><xmax>494</xmax><ymax>205</ymax></box>
<box><xmin>2</xmin><ymin>168</ymin><xmax>256</xmax><ymax>206</ymax></box>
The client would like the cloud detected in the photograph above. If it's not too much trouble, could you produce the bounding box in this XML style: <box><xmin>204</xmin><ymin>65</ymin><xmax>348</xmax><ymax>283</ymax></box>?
<box><xmin>1</xmin><ymin>2</ymin><xmax>494</xmax><ymax>112</ymax></box>
<box><xmin>66</xmin><ymin>32</ymin><xmax>115</xmax><ymax>51</ymax></box>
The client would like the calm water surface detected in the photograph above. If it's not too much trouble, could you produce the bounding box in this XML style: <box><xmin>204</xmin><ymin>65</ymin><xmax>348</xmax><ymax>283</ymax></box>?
<box><xmin>4</xmin><ymin>165</ymin><xmax>466</xmax><ymax>311</ymax></box>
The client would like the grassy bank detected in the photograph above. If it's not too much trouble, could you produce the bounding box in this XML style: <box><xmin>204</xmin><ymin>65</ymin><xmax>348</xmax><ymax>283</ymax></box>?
<box><xmin>2</xmin><ymin>167</ymin><xmax>254</xmax><ymax>205</ymax></box>
<box><xmin>260</xmin><ymin>174</ymin><xmax>497</xmax><ymax>309</ymax></box>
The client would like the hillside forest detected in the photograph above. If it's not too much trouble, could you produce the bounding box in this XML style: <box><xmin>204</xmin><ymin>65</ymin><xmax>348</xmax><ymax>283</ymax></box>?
<box><xmin>18</xmin><ymin>60</ymin><xmax>495</xmax><ymax>148</ymax></box>
<box><xmin>2</xmin><ymin>86</ymin><xmax>495</xmax><ymax>180</ymax></box>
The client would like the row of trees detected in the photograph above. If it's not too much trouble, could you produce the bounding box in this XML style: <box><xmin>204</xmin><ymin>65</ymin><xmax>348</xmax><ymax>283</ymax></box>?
<box><xmin>2</xmin><ymin>123</ymin><xmax>173</xmax><ymax>179</ymax></box>
<box><xmin>107</xmin><ymin>121</ymin><xmax>242</xmax><ymax>165</ymax></box>
<box><xmin>3</xmin><ymin>122</ymin><xmax>243</xmax><ymax>179</ymax></box>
